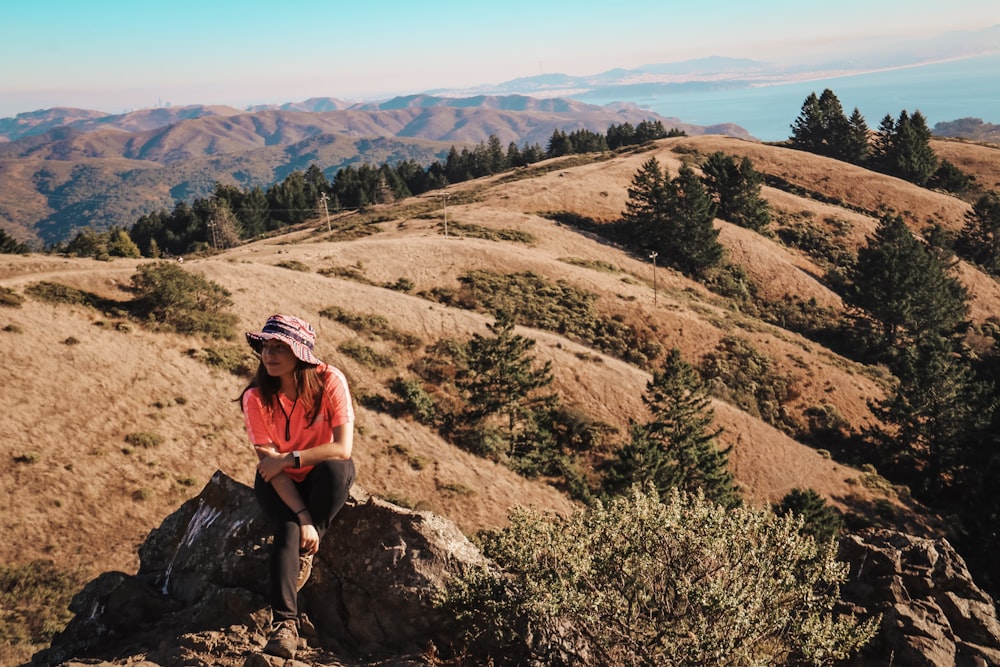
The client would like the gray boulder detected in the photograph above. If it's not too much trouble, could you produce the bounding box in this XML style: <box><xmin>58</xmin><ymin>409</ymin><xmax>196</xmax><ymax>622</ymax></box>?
<box><xmin>34</xmin><ymin>470</ymin><xmax>485</xmax><ymax>666</ymax></box>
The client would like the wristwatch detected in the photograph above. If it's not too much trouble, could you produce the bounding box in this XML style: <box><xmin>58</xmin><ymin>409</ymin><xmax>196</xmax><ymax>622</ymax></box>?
<box><xmin>292</xmin><ymin>451</ymin><xmax>302</xmax><ymax>468</ymax></box>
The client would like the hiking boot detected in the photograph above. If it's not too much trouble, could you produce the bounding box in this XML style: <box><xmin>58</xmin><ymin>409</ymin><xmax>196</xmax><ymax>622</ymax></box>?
<box><xmin>296</xmin><ymin>552</ymin><xmax>314</xmax><ymax>591</ymax></box>
<box><xmin>264</xmin><ymin>619</ymin><xmax>298</xmax><ymax>658</ymax></box>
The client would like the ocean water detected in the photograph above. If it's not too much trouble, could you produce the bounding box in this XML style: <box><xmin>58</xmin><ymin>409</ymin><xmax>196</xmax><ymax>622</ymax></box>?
<box><xmin>578</xmin><ymin>54</ymin><xmax>1000</xmax><ymax>142</ymax></box>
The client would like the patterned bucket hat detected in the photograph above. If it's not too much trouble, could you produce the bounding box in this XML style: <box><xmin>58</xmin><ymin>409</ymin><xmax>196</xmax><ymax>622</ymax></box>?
<box><xmin>246</xmin><ymin>314</ymin><xmax>322</xmax><ymax>365</ymax></box>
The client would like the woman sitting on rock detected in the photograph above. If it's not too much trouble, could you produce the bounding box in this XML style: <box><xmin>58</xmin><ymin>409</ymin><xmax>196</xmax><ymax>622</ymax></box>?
<box><xmin>239</xmin><ymin>314</ymin><xmax>356</xmax><ymax>659</ymax></box>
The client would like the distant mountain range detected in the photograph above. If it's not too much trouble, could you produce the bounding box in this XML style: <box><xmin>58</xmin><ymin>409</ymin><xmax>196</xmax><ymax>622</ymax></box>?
<box><xmin>0</xmin><ymin>95</ymin><xmax>749</xmax><ymax>246</ymax></box>
<box><xmin>1</xmin><ymin>23</ymin><xmax>996</xmax><ymax>247</ymax></box>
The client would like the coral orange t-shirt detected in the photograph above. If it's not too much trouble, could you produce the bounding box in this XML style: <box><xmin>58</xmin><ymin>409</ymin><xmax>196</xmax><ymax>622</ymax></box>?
<box><xmin>242</xmin><ymin>363</ymin><xmax>354</xmax><ymax>482</ymax></box>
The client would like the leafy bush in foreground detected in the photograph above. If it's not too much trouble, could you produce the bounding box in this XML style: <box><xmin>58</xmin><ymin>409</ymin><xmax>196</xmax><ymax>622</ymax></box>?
<box><xmin>440</xmin><ymin>486</ymin><xmax>878</xmax><ymax>666</ymax></box>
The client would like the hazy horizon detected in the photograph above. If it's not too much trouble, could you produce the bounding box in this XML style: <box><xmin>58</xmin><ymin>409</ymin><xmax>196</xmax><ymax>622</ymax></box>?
<box><xmin>2</xmin><ymin>0</ymin><xmax>998</xmax><ymax>118</ymax></box>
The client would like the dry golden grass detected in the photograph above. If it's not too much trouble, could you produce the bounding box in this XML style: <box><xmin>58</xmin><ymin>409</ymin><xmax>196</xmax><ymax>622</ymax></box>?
<box><xmin>4</xmin><ymin>134</ymin><xmax>995</xmax><ymax>586</ymax></box>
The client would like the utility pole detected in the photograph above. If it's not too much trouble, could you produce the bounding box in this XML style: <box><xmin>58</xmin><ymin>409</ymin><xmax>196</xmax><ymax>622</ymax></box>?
<box><xmin>442</xmin><ymin>192</ymin><xmax>450</xmax><ymax>238</ymax></box>
<box><xmin>649</xmin><ymin>251</ymin><xmax>658</xmax><ymax>305</ymax></box>
<box><xmin>320</xmin><ymin>192</ymin><xmax>331</xmax><ymax>233</ymax></box>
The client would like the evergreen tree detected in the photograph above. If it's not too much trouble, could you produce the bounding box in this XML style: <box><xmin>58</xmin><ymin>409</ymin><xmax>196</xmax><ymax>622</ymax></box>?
<box><xmin>304</xmin><ymin>163</ymin><xmax>328</xmax><ymax>203</ymax></box>
<box><xmin>891</xmin><ymin>110</ymin><xmax>938</xmax><ymax>186</ymax></box>
<box><xmin>486</xmin><ymin>134</ymin><xmax>507</xmax><ymax>173</ymax></box>
<box><xmin>606</xmin><ymin>121</ymin><xmax>636</xmax><ymax>149</ymax></box>
<box><xmin>670</xmin><ymin>164</ymin><xmax>724</xmax><ymax>276</ymax></box>
<box><xmin>870</xmin><ymin>114</ymin><xmax>897</xmax><ymax>172</ymax></box>
<box><xmin>268</xmin><ymin>170</ymin><xmax>311</xmax><ymax>225</ymax></box>
<box><xmin>621</xmin><ymin>159</ymin><xmax>723</xmax><ymax>277</ymax></box>
<box><xmin>107</xmin><ymin>228</ymin><xmax>141</xmax><ymax>258</ymax></box>
<box><xmin>0</xmin><ymin>228</ymin><xmax>30</xmax><ymax>254</ymax></box>
<box><xmin>789</xmin><ymin>92</ymin><xmax>824</xmax><ymax>152</ymax></box>
<box><xmin>456</xmin><ymin>311</ymin><xmax>556</xmax><ymax>458</ymax></box>
<box><xmin>64</xmin><ymin>229</ymin><xmax>108</xmax><ymax>258</ymax></box>
<box><xmin>956</xmin><ymin>191</ymin><xmax>1000</xmax><ymax>275</ymax></box>
<box><xmin>547</xmin><ymin>129</ymin><xmax>573</xmax><ymax>158</ymax></box>
<box><xmin>621</xmin><ymin>157</ymin><xmax>672</xmax><ymax>247</ymax></box>
<box><xmin>848</xmin><ymin>214</ymin><xmax>968</xmax><ymax>354</ymax></box>
<box><xmin>868</xmin><ymin>336</ymin><xmax>988</xmax><ymax>499</ymax></box>
<box><xmin>701</xmin><ymin>152</ymin><xmax>770</xmax><ymax>231</ymax></box>
<box><xmin>843</xmin><ymin>108</ymin><xmax>871</xmax><ymax>165</ymax></box>
<box><xmin>817</xmin><ymin>89</ymin><xmax>851</xmax><ymax>158</ymax></box>
<box><xmin>238</xmin><ymin>186</ymin><xmax>270</xmax><ymax>238</ymax></box>
<box><xmin>603</xmin><ymin>348</ymin><xmax>739</xmax><ymax>508</ymax></box>
<box><xmin>774</xmin><ymin>488</ymin><xmax>843</xmax><ymax>543</ymax></box>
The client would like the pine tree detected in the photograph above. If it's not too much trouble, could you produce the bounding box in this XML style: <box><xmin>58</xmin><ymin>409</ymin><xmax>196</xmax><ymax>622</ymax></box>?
<box><xmin>670</xmin><ymin>164</ymin><xmax>723</xmax><ymax>276</ymax></box>
<box><xmin>843</xmin><ymin>108</ymin><xmax>871</xmax><ymax>165</ymax></box>
<box><xmin>849</xmin><ymin>214</ymin><xmax>968</xmax><ymax>353</ymax></box>
<box><xmin>868</xmin><ymin>336</ymin><xmax>988</xmax><ymax>499</ymax></box>
<box><xmin>817</xmin><ymin>89</ymin><xmax>850</xmax><ymax>158</ymax></box>
<box><xmin>870</xmin><ymin>114</ymin><xmax>896</xmax><ymax>172</ymax></box>
<box><xmin>603</xmin><ymin>349</ymin><xmax>739</xmax><ymax>508</ymax></box>
<box><xmin>0</xmin><ymin>228</ymin><xmax>29</xmax><ymax>254</ymax></box>
<box><xmin>457</xmin><ymin>311</ymin><xmax>556</xmax><ymax>456</ymax></box>
<box><xmin>701</xmin><ymin>152</ymin><xmax>770</xmax><ymax>232</ymax></box>
<box><xmin>789</xmin><ymin>92</ymin><xmax>824</xmax><ymax>151</ymax></box>
<box><xmin>891</xmin><ymin>110</ymin><xmax>938</xmax><ymax>186</ymax></box>
<box><xmin>774</xmin><ymin>488</ymin><xmax>843</xmax><ymax>543</ymax></box>
<box><xmin>621</xmin><ymin>157</ymin><xmax>672</xmax><ymax>246</ymax></box>
<box><xmin>956</xmin><ymin>192</ymin><xmax>1000</xmax><ymax>275</ymax></box>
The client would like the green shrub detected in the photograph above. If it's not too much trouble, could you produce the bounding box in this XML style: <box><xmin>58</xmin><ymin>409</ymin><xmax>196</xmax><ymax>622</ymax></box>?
<box><xmin>452</xmin><ymin>270</ymin><xmax>662</xmax><ymax>366</ymax></box>
<box><xmin>3</xmin><ymin>323</ymin><xmax>23</xmax><ymax>333</ymax></box>
<box><xmin>699</xmin><ymin>335</ymin><xmax>798</xmax><ymax>433</ymax></box>
<box><xmin>0</xmin><ymin>287</ymin><xmax>24</xmax><ymax>308</ymax></box>
<box><xmin>774</xmin><ymin>487</ymin><xmax>844</xmax><ymax>543</ymax></box>
<box><xmin>24</xmin><ymin>281</ymin><xmax>96</xmax><ymax>307</ymax></box>
<box><xmin>338</xmin><ymin>340</ymin><xmax>396</xmax><ymax>369</ymax></box>
<box><xmin>189</xmin><ymin>345</ymin><xmax>257</xmax><ymax>376</ymax></box>
<box><xmin>275</xmin><ymin>259</ymin><xmax>311</xmax><ymax>272</ymax></box>
<box><xmin>124</xmin><ymin>432</ymin><xmax>163</xmax><ymax>448</ymax></box>
<box><xmin>129</xmin><ymin>262</ymin><xmax>237</xmax><ymax>339</ymax></box>
<box><xmin>440</xmin><ymin>486</ymin><xmax>878</xmax><ymax>666</ymax></box>
<box><xmin>446</xmin><ymin>221</ymin><xmax>535</xmax><ymax>244</ymax></box>
<box><xmin>320</xmin><ymin>305</ymin><xmax>422</xmax><ymax>349</ymax></box>
<box><xmin>389</xmin><ymin>376</ymin><xmax>438</xmax><ymax>424</ymax></box>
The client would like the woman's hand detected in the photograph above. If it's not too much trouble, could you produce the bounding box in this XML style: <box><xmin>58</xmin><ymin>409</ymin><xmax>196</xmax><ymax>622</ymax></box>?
<box><xmin>300</xmin><ymin>520</ymin><xmax>320</xmax><ymax>554</ymax></box>
<box><xmin>255</xmin><ymin>445</ymin><xmax>289</xmax><ymax>483</ymax></box>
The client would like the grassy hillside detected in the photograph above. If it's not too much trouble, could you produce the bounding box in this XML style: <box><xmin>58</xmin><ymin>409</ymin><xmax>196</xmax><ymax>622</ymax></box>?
<box><xmin>2</xmin><ymin>133</ymin><xmax>998</xmax><ymax>659</ymax></box>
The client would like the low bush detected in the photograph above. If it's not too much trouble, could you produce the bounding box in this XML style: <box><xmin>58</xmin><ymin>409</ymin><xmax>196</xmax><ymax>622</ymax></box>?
<box><xmin>440</xmin><ymin>485</ymin><xmax>878</xmax><ymax>665</ymax></box>
<box><xmin>0</xmin><ymin>286</ymin><xmax>24</xmax><ymax>308</ymax></box>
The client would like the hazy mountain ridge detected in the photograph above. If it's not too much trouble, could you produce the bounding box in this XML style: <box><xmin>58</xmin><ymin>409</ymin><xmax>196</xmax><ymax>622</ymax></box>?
<box><xmin>434</xmin><ymin>26</ymin><xmax>1000</xmax><ymax>98</ymax></box>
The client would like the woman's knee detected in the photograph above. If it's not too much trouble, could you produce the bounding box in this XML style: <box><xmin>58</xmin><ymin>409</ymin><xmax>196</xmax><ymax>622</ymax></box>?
<box><xmin>311</xmin><ymin>458</ymin><xmax>355</xmax><ymax>490</ymax></box>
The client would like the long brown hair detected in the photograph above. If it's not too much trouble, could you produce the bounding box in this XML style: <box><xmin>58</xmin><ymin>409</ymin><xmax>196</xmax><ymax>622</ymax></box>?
<box><xmin>238</xmin><ymin>361</ymin><xmax>326</xmax><ymax>424</ymax></box>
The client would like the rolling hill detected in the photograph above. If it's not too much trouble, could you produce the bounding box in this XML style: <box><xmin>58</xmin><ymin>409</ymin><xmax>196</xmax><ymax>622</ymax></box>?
<box><xmin>2</xmin><ymin>132</ymin><xmax>1000</xmax><ymax>662</ymax></box>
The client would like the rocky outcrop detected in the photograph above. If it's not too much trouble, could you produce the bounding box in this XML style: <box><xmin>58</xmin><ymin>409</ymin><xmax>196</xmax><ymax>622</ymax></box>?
<box><xmin>33</xmin><ymin>473</ymin><xmax>1000</xmax><ymax>666</ymax></box>
<box><xmin>839</xmin><ymin>529</ymin><xmax>1000</xmax><ymax>667</ymax></box>
<box><xmin>33</xmin><ymin>470</ymin><xmax>485</xmax><ymax>666</ymax></box>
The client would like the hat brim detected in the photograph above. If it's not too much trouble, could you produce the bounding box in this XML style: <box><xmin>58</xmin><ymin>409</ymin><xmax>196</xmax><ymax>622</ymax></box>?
<box><xmin>246</xmin><ymin>331</ymin><xmax>322</xmax><ymax>366</ymax></box>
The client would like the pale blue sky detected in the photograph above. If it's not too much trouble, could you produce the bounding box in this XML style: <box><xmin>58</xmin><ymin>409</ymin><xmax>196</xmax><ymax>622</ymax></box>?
<box><xmin>1</xmin><ymin>0</ymin><xmax>998</xmax><ymax>117</ymax></box>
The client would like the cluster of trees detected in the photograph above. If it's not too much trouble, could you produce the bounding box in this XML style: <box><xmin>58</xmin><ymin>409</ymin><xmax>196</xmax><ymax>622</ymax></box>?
<box><xmin>789</xmin><ymin>88</ymin><xmax>965</xmax><ymax>190</ymax></box>
<box><xmin>613</xmin><ymin>150</ymin><xmax>770</xmax><ymax>277</ymax></box>
<box><xmin>23</xmin><ymin>119</ymin><xmax>685</xmax><ymax>261</ymax></box>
